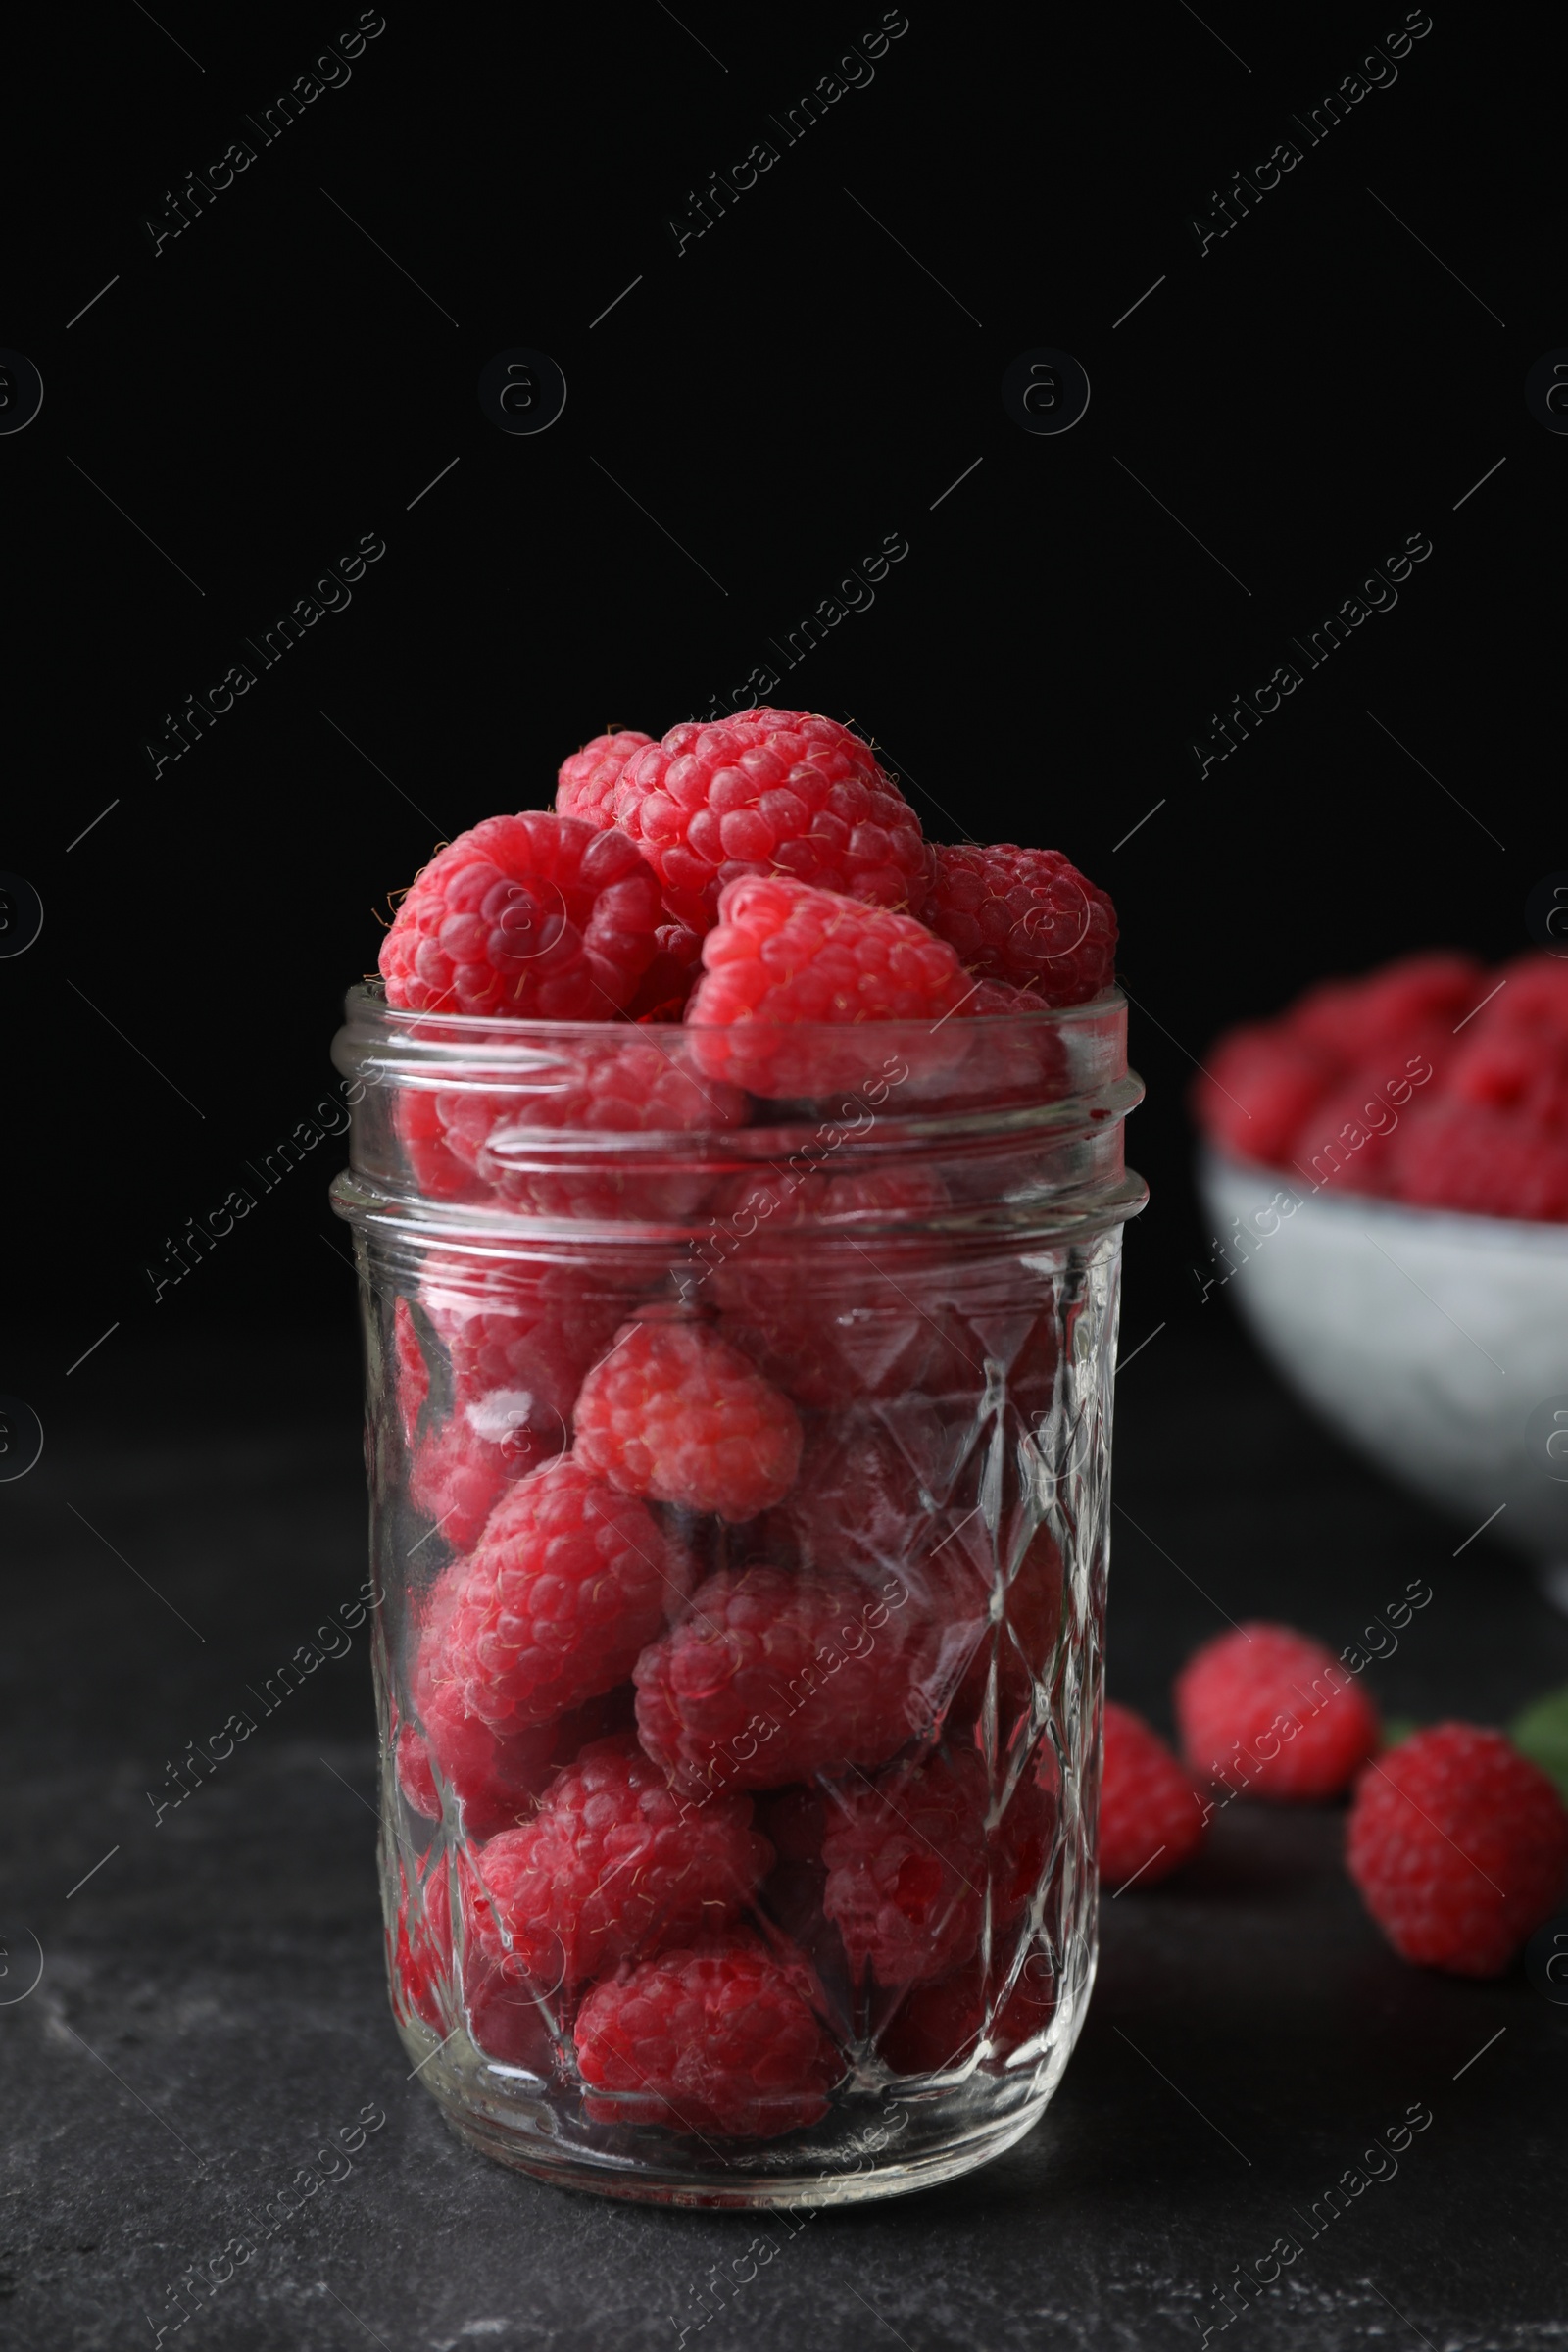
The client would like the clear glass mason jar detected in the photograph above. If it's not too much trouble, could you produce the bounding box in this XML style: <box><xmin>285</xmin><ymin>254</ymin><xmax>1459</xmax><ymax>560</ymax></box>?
<box><xmin>330</xmin><ymin>982</ymin><xmax>1145</xmax><ymax>2207</ymax></box>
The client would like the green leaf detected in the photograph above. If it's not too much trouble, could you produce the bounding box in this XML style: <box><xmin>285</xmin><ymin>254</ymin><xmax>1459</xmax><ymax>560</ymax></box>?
<box><xmin>1510</xmin><ymin>1684</ymin><xmax>1568</xmax><ymax>1802</ymax></box>
<box><xmin>1379</xmin><ymin>1716</ymin><xmax>1422</xmax><ymax>1750</ymax></box>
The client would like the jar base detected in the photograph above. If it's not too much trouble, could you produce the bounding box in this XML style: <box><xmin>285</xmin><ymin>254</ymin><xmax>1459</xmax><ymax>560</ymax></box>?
<box><xmin>437</xmin><ymin>2093</ymin><xmax>1049</xmax><ymax>2209</ymax></box>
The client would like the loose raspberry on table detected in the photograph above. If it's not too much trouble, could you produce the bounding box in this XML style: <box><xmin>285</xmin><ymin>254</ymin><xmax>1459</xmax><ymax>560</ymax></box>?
<box><xmin>685</xmin><ymin>876</ymin><xmax>971</xmax><ymax>1098</ymax></box>
<box><xmin>379</xmin><ymin>810</ymin><xmax>662</xmax><ymax>1018</ymax></box>
<box><xmin>574</xmin><ymin>1934</ymin><xmax>843</xmax><ymax>2135</ymax></box>
<box><xmin>923</xmin><ymin>845</ymin><xmax>1117</xmax><ymax>1007</ymax></box>
<box><xmin>440</xmin><ymin>1459</ymin><xmax>688</xmax><ymax>1730</ymax></box>
<box><xmin>1098</xmin><ymin>1701</ymin><xmax>1207</xmax><ymax>1888</ymax></box>
<box><xmin>634</xmin><ymin>1561</ymin><xmax>941</xmax><ymax>1790</ymax></box>
<box><xmin>606</xmin><ymin>710</ymin><xmax>928</xmax><ymax>934</ymax></box>
<box><xmin>1347</xmin><ymin>1723</ymin><xmax>1568</xmax><ymax>1976</ymax></box>
<box><xmin>572</xmin><ymin>1320</ymin><xmax>802</xmax><ymax>1523</ymax></box>
<box><xmin>1174</xmin><ymin>1622</ymin><xmax>1380</xmax><ymax>1801</ymax></box>
<box><xmin>466</xmin><ymin>1734</ymin><xmax>770</xmax><ymax>1990</ymax></box>
<box><xmin>556</xmin><ymin>728</ymin><xmax>654</xmax><ymax>826</ymax></box>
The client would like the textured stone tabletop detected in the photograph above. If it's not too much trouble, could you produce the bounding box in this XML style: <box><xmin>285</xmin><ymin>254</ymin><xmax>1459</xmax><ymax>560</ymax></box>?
<box><xmin>4</xmin><ymin>1316</ymin><xmax>1565</xmax><ymax>2352</ymax></box>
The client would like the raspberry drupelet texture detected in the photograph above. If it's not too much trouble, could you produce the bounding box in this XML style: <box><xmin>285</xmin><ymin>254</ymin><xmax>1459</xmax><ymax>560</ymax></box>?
<box><xmin>420</xmin><ymin>1258</ymin><xmax>624</xmax><ymax>1423</ymax></box>
<box><xmin>685</xmin><ymin>875</ymin><xmax>971</xmax><ymax>1097</ymax></box>
<box><xmin>879</xmin><ymin>1946</ymin><xmax>1055</xmax><ymax>2075</ymax></box>
<box><xmin>409</xmin><ymin>1396</ymin><xmax>553</xmax><ymax>1552</ymax></box>
<box><xmin>379</xmin><ymin>811</ymin><xmax>662</xmax><ymax>1017</ymax></box>
<box><xmin>633</xmin><ymin>1562</ymin><xmax>940</xmax><ymax>1790</ymax></box>
<box><xmin>573</xmin><ymin>1934</ymin><xmax>843</xmax><ymax>2135</ymax></box>
<box><xmin>394</xmin><ymin>1296</ymin><xmax>429</xmax><ymax>1447</ymax></box>
<box><xmin>1098</xmin><ymin>1701</ymin><xmax>1207</xmax><ymax>1888</ymax></box>
<box><xmin>923</xmin><ymin>844</ymin><xmax>1118</xmax><ymax>1006</ymax></box>
<box><xmin>466</xmin><ymin>1735</ymin><xmax>771</xmax><ymax>1989</ymax></box>
<box><xmin>820</xmin><ymin>1749</ymin><xmax>1050</xmax><ymax>1987</ymax></box>
<box><xmin>572</xmin><ymin>1320</ymin><xmax>803</xmax><ymax>1523</ymax></box>
<box><xmin>1346</xmin><ymin>1724</ymin><xmax>1568</xmax><ymax>1976</ymax></box>
<box><xmin>555</xmin><ymin>729</ymin><xmax>654</xmax><ymax>826</ymax></box>
<box><xmin>1174</xmin><ymin>1622</ymin><xmax>1380</xmax><ymax>1801</ymax></box>
<box><xmin>440</xmin><ymin>1459</ymin><xmax>687</xmax><ymax>1730</ymax></box>
<box><xmin>604</xmin><ymin>710</ymin><xmax>929</xmax><ymax>933</ymax></box>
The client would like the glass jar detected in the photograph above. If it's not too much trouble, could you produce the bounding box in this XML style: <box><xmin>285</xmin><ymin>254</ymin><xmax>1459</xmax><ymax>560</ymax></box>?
<box><xmin>330</xmin><ymin>983</ymin><xmax>1145</xmax><ymax>2207</ymax></box>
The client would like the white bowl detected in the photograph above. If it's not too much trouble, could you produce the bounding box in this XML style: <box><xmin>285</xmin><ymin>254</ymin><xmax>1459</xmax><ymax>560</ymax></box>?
<box><xmin>1197</xmin><ymin>1149</ymin><xmax>1568</xmax><ymax>1592</ymax></box>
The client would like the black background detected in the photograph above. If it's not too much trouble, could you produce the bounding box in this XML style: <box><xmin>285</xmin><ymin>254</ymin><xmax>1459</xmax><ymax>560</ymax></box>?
<box><xmin>5</xmin><ymin>0</ymin><xmax>1557</xmax><ymax>1404</ymax></box>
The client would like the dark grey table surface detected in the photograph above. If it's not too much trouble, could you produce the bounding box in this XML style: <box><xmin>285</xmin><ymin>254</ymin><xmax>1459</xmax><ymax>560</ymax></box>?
<box><xmin>5</xmin><ymin>1310</ymin><xmax>1565</xmax><ymax>2352</ymax></box>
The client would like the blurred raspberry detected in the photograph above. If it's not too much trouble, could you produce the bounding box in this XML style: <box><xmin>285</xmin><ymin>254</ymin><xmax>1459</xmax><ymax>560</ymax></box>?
<box><xmin>634</xmin><ymin>1561</ymin><xmax>943</xmax><ymax>1790</ymax></box>
<box><xmin>608</xmin><ymin>710</ymin><xmax>928</xmax><ymax>933</ymax></box>
<box><xmin>1389</xmin><ymin>1102</ymin><xmax>1568</xmax><ymax>1220</ymax></box>
<box><xmin>1347</xmin><ymin>1724</ymin><xmax>1568</xmax><ymax>1976</ymax></box>
<box><xmin>1291</xmin><ymin>952</ymin><xmax>1483</xmax><ymax>1056</ymax></box>
<box><xmin>574</xmin><ymin>1934</ymin><xmax>842</xmax><ymax>2135</ymax></box>
<box><xmin>923</xmin><ymin>844</ymin><xmax>1117</xmax><ymax>1006</ymax></box>
<box><xmin>1189</xmin><ymin>1027</ymin><xmax>1339</xmax><ymax>1167</ymax></box>
<box><xmin>443</xmin><ymin>1459</ymin><xmax>687</xmax><ymax>1730</ymax></box>
<box><xmin>1099</xmin><ymin>1701</ymin><xmax>1207</xmax><ymax>1888</ymax></box>
<box><xmin>573</xmin><ymin>1320</ymin><xmax>803</xmax><ymax>1523</ymax></box>
<box><xmin>379</xmin><ymin>811</ymin><xmax>661</xmax><ymax>1017</ymax></box>
<box><xmin>1175</xmin><ymin>1622</ymin><xmax>1380</xmax><ymax>1801</ymax></box>
<box><xmin>684</xmin><ymin>873</ymin><xmax>971</xmax><ymax>1102</ymax></box>
<box><xmin>394</xmin><ymin>1297</ymin><xmax>429</xmax><ymax>1447</ymax></box>
<box><xmin>1290</xmin><ymin>1070</ymin><xmax>1411</xmax><ymax>1196</ymax></box>
<box><xmin>466</xmin><ymin>1735</ymin><xmax>770</xmax><ymax>1990</ymax></box>
<box><xmin>880</xmin><ymin>1946</ymin><xmax>1054</xmax><ymax>2074</ymax></box>
<box><xmin>556</xmin><ymin>729</ymin><xmax>654</xmax><ymax>825</ymax></box>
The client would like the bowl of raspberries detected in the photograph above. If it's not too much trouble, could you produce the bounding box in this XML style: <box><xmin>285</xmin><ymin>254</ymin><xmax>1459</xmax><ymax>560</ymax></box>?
<box><xmin>1190</xmin><ymin>951</ymin><xmax>1568</xmax><ymax>1592</ymax></box>
<box><xmin>330</xmin><ymin>708</ymin><xmax>1147</xmax><ymax>2205</ymax></box>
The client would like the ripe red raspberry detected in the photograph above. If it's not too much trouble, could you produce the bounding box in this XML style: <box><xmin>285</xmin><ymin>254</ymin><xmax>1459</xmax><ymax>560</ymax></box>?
<box><xmin>1099</xmin><ymin>1702</ymin><xmax>1207</xmax><ymax>1888</ymax></box>
<box><xmin>1291</xmin><ymin>952</ymin><xmax>1482</xmax><ymax>1055</ymax></box>
<box><xmin>607</xmin><ymin>709</ymin><xmax>928</xmax><ymax>934</ymax></box>
<box><xmin>1189</xmin><ymin>1026</ymin><xmax>1339</xmax><ymax>1167</ymax></box>
<box><xmin>555</xmin><ymin>728</ymin><xmax>655</xmax><ymax>826</ymax></box>
<box><xmin>763</xmin><ymin>1411</ymin><xmax>942</xmax><ymax>1569</ymax></box>
<box><xmin>1388</xmin><ymin>1102</ymin><xmax>1568</xmax><ymax>1222</ymax></box>
<box><xmin>466</xmin><ymin>1735</ymin><xmax>770</xmax><ymax>1991</ymax></box>
<box><xmin>572</xmin><ymin>1320</ymin><xmax>803</xmax><ymax>1523</ymax></box>
<box><xmin>397</xmin><ymin>1680</ymin><xmax>558</xmax><ymax>1839</ymax></box>
<box><xmin>420</xmin><ymin>1257</ymin><xmax>623</xmax><ymax>1424</ymax></box>
<box><xmin>574</xmin><ymin>1934</ymin><xmax>843</xmax><ymax>2135</ymax></box>
<box><xmin>625</xmin><ymin>920</ymin><xmax>706</xmax><ymax>1022</ymax></box>
<box><xmin>923</xmin><ymin>845</ymin><xmax>1117</xmax><ymax>1007</ymax></box>
<box><xmin>379</xmin><ymin>811</ymin><xmax>662</xmax><ymax>1017</ymax></box>
<box><xmin>442</xmin><ymin>1459</ymin><xmax>688</xmax><ymax>1730</ymax></box>
<box><xmin>391</xmin><ymin>1848</ymin><xmax>451</xmax><ymax>2034</ymax></box>
<box><xmin>880</xmin><ymin>1946</ymin><xmax>1054</xmax><ymax>2074</ymax></box>
<box><xmin>686</xmin><ymin>876</ymin><xmax>970</xmax><ymax>1098</ymax></box>
<box><xmin>393</xmin><ymin>1297</ymin><xmax>429</xmax><ymax>1447</ymax></box>
<box><xmin>409</xmin><ymin>1396</ymin><xmax>555</xmax><ymax>1552</ymax></box>
<box><xmin>465</xmin><ymin>1037</ymin><xmax>746</xmax><ymax>1217</ymax></box>
<box><xmin>396</xmin><ymin>1087</ymin><xmax>483</xmax><ymax>1200</ymax></box>
<box><xmin>704</xmin><ymin>1165</ymin><xmax>951</xmax><ymax>1409</ymax></box>
<box><xmin>820</xmin><ymin>1749</ymin><xmax>1048</xmax><ymax>1987</ymax></box>
<box><xmin>948</xmin><ymin>1523</ymin><xmax>1063</xmax><ymax>1739</ymax></box>
<box><xmin>1174</xmin><ymin>1623</ymin><xmax>1380</xmax><ymax>1801</ymax></box>
<box><xmin>1347</xmin><ymin>1724</ymin><xmax>1568</xmax><ymax>1976</ymax></box>
<box><xmin>634</xmin><ymin>1562</ymin><xmax>941</xmax><ymax>1790</ymax></box>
